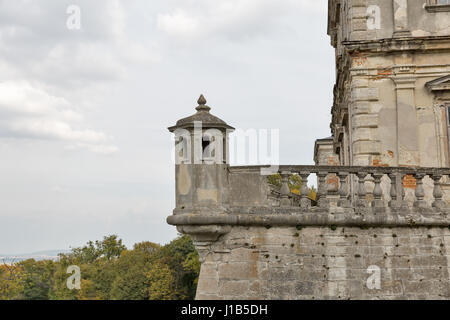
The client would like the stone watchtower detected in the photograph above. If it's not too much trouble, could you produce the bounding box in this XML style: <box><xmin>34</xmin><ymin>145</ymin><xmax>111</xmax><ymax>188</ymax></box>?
<box><xmin>168</xmin><ymin>95</ymin><xmax>235</xmax><ymax>260</ymax></box>
<box><xmin>167</xmin><ymin>3</ymin><xmax>450</xmax><ymax>300</ymax></box>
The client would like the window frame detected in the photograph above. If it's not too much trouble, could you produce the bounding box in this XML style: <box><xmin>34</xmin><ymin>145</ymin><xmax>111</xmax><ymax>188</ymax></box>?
<box><xmin>425</xmin><ymin>0</ymin><xmax>450</xmax><ymax>12</ymax></box>
<box><xmin>445</xmin><ymin>104</ymin><xmax>450</xmax><ymax>168</ymax></box>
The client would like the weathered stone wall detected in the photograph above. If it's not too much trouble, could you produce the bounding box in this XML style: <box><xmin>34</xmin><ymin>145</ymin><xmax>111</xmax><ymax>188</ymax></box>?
<box><xmin>196</xmin><ymin>225</ymin><xmax>450</xmax><ymax>300</ymax></box>
<box><xmin>314</xmin><ymin>139</ymin><xmax>340</xmax><ymax>196</ymax></box>
<box><xmin>325</xmin><ymin>0</ymin><xmax>450</xmax><ymax>202</ymax></box>
<box><xmin>334</xmin><ymin>0</ymin><xmax>450</xmax><ymax>44</ymax></box>
<box><xmin>347</xmin><ymin>50</ymin><xmax>450</xmax><ymax>169</ymax></box>
<box><xmin>328</xmin><ymin>0</ymin><xmax>450</xmax><ymax>167</ymax></box>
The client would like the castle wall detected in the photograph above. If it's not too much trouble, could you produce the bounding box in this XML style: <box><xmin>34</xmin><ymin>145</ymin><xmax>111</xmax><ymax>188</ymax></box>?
<box><xmin>329</xmin><ymin>0</ymin><xmax>450</xmax><ymax>169</ymax></box>
<box><xmin>348</xmin><ymin>52</ymin><xmax>450</xmax><ymax>168</ymax></box>
<box><xmin>326</xmin><ymin>1</ymin><xmax>450</xmax><ymax>204</ymax></box>
<box><xmin>196</xmin><ymin>225</ymin><xmax>450</xmax><ymax>300</ymax></box>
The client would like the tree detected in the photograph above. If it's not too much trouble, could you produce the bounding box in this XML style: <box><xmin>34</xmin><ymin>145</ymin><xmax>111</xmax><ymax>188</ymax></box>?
<box><xmin>97</xmin><ymin>235</ymin><xmax>126</xmax><ymax>261</ymax></box>
<box><xmin>156</xmin><ymin>235</ymin><xmax>199</xmax><ymax>299</ymax></box>
<box><xmin>0</xmin><ymin>235</ymin><xmax>200</xmax><ymax>300</ymax></box>
<box><xmin>16</xmin><ymin>259</ymin><xmax>55</xmax><ymax>300</ymax></box>
<box><xmin>0</xmin><ymin>262</ymin><xmax>24</xmax><ymax>300</ymax></box>
<box><xmin>109</xmin><ymin>243</ymin><xmax>160</xmax><ymax>300</ymax></box>
<box><xmin>51</xmin><ymin>235</ymin><xmax>126</xmax><ymax>300</ymax></box>
<box><xmin>147</xmin><ymin>262</ymin><xmax>177</xmax><ymax>300</ymax></box>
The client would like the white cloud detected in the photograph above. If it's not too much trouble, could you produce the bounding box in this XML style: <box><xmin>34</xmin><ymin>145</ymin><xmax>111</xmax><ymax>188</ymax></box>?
<box><xmin>0</xmin><ymin>0</ymin><xmax>159</xmax><ymax>92</ymax></box>
<box><xmin>0</xmin><ymin>0</ymin><xmax>152</xmax><ymax>155</ymax></box>
<box><xmin>157</xmin><ymin>0</ymin><xmax>326</xmax><ymax>40</ymax></box>
<box><xmin>0</xmin><ymin>81</ymin><xmax>118</xmax><ymax>154</ymax></box>
<box><xmin>65</xmin><ymin>143</ymin><xmax>120</xmax><ymax>155</ymax></box>
<box><xmin>157</xmin><ymin>8</ymin><xmax>201</xmax><ymax>38</ymax></box>
<box><xmin>0</xmin><ymin>81</ymin><xmax>80</xmax><ymax>121</ymax></box>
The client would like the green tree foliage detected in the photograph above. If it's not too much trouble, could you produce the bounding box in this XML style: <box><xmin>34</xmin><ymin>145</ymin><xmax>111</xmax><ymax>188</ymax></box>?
<box><xmin>0</xmin><ymin>264</ymin><xmax>24</xmax><ymax>300</ymax></box>
<box><xmin>51</xmin><ymin>235</ymin><xmax>127</xmax><ymax>300</ymax></box>
<box><xmin>147</xmin><ymin>262</ymin><xmax>177</xmax><ymax>300</ymax></box>
<box><xmin>154</xmin><ymin>236</ymin><xmax>199</xmax><ymax>300</ymax></box>
<box><xmin>16</xmin><ymin>259</ymin><xmax>55</xmax><ymax>300</ymax></box>
<box><xmin>109</xmin><ymin>242</ymin><xmax>160</xmax><ymax>300</ymax></box>
<box><xmin>0</xmin><ymin>234</ymin><xmax>199</xmax><ymax>300</ymax></box>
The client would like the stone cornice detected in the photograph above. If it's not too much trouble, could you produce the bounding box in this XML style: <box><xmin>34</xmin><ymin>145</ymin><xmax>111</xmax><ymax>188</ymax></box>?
<box><xmin>229</xmin><ymin>165</ymin><xmax>450</xmax><ymax>175</ymax></box>
<box><xmin>393</xmin><ymin>76</ymin><xmax>417</xmax><ymax>90</ymax></box>
<box><xmin>342</xmin><ymin>36</ymin><xmax>450</xmax><ymax>54</ymax></box>
<box><xmin>168</xmin><ymin>212</ymin><xmax>450</xmax><ymax>229</ymax></box>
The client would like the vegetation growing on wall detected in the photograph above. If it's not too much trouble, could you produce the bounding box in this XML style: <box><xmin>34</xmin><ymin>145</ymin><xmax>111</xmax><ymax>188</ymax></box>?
<box><xmin>267</xmin><ymin>173</ymin><xmax>317</xmax><ymax>200</ymax></box>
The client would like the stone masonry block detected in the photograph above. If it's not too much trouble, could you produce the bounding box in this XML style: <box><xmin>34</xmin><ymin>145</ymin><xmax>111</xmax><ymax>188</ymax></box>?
<box><xmin>218</xmin><ymin>262</ymin><xmax>258</xmax><ymax>280</ymax></box>
<box><xmin>353</xmin><ymin>128</ymin><xmax>377</xmax><ymax>142</ymax></box>
<box><xmin>353</xmin><ymin>140</ymin><xmax>381</xmax><ymax>155</ymax></box>
<box><xmin>352</xmin><ymin>87</ymin><xmax>379</xmax><ymax>101</ymax></box>
<box><xmin>219</xmin><ymin>280</ymin><xmax>250</xmax><ymax>296</ymax></box>
<box><xmin>352</xmin><ymin>114</ymin><xmax>378</xmax><ymax>128</ymax></box>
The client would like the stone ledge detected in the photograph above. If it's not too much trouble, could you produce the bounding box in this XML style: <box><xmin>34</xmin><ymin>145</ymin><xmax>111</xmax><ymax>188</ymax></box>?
<box><xmin>342</xmin><ymin>36</ymin><xmax>450</xmax><ymax>54</ymax></box>
<box><xmin>425</xmin><ymin>4</ymin><xmax>450</xmax><ymax>13</ymax></box>
<box><xmin>168</xmin><ymin>212</ymin><xmax>450</xmax><ymax>229</ymax></box>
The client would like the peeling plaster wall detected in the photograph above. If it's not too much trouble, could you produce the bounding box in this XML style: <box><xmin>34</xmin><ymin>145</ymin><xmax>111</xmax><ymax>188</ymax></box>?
<box><xmin>346</xmin><ymin>48</ymin><xmax>450</xmax><ymax>170</ymax></box>
<box><xmin>349</xmin><ymin>54</ymin><xmax>450</xmax><ymax>164</ymax></box>
<box><xmin>328</xmin><ymin>0</ymin><xmax>450</xmax><ymax>202</ymax></box>
<box><xmin>340</xmin><ymin>0</ymin><xmax>450</xmax><ymax>42</ymax></box>
<box><xmin>410</xmin><ymin>2</ymin><xmax>450</xmax><ymax>37</ymax></box>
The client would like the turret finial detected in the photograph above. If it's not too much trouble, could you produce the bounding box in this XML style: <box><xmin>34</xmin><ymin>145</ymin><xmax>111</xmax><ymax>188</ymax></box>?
<box><xmin>198</xmin><ymin>94</ymin><xmax>207</xmax><ymax>105</ymax></box>
<box><xmin>196</xmin><ymin>94</ymin><xmax>211</xmax><ymax>112</ymax></box>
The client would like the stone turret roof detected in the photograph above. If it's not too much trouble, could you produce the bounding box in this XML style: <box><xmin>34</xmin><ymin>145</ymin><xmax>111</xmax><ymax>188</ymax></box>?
<box><xmin>168</xmin><ymin>95</ymin><xmax>235</xmax><ymax>132</ymax></box>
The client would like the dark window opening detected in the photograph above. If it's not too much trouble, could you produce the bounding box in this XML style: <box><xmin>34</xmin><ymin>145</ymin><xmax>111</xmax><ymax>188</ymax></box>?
<box><xmin>202</xmin><ymin>138</ymin><xmax>216</xmax><ymax>159</ymax></box>
<box><xmin>202</xmin><ymin>140</ymin><xmax>210</xmax><ymax>153</ymax></box>
<box><xmin>447</xmin><ymin>106</ymin><xmax>450</xmax><ymax>126</ymax></box>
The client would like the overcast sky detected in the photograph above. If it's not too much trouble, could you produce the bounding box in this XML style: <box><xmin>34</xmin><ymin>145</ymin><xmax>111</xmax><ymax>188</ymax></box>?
<box><xmin>0</xmin><ymin>0</ymin><xmax>334</xmax><ymax>254</ymax></box>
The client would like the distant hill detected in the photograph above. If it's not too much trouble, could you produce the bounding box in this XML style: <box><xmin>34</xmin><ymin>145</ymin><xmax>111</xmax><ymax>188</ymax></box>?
<box><xmin>0</xmin><ymin>250</ymin><xmax>70</xmax><ymax>264</ymax></box>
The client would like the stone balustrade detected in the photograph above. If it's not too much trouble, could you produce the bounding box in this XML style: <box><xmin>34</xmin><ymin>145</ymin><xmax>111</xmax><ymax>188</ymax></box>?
<box><xmin>229</xmin><ymin>165</ymin><xmax>450</xmax><ymax>213</ymax></box>
<box><xmin>169</xmin><ymin>164</ymin><xmax>450</xmax><ymax>250</ymax></box>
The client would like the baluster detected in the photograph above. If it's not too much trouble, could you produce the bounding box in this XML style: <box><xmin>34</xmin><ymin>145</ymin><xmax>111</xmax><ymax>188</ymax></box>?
<box><xmin>317</xmin><ymin>172</ymin><xmax>329</xmax><ymax>209</ymax></box>
<box><xmin>432</xmin><ymin>174</ymin><xmax>445</xmax><ymax>209</ymax></box>
<box><xmin>299</xmin><ymin>171</ymin><xmax>311</xmax><ymax>209</ymax></box>
<box><xmin>371</xmin><ymin>172</ymin><xmax>384</xmax><ymax>210</ymax></box>
<box><xmin>280</xmin><ymin>171</ymin><xmax>291</xmax><ymax>207</ymax></box>
<box><xmin>401</xmin><ymin>174</ymin><xmax>406</xmax><ymax>201</ymax></box>
<box><xmin>356</xmin><ymin>172</ymin><xmax>368</xmax><ymax>207</ymax></box>
<box><xmin>413</xmin><ymin>173</ymin><xmax>427</xmax><ymax>208</ymax></box>
<box><xmin>399</xmin><ymin>173</ymin><xmax>412</xmax><ymax>209</ymax></box>
<box><xmin>388</xmin><ymin>172</ymin><xmax>400</xmax><ymax>209</ymax></box>
<box><xmin>338</xmin><ymin>172</ymin><xmax>350</xmax><ymax>208</ymax></box>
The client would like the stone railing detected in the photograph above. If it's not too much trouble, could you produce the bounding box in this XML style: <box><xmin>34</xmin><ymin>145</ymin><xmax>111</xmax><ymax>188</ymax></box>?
<box><xmin>169</xmin><ymin>165</ymin><xmax>450</xmax><ymax>259</ymax></box>
<box><xmin>230</xmin><ymin>165</ymin><xmax>450</xmax><ymax>212</ymax></box>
